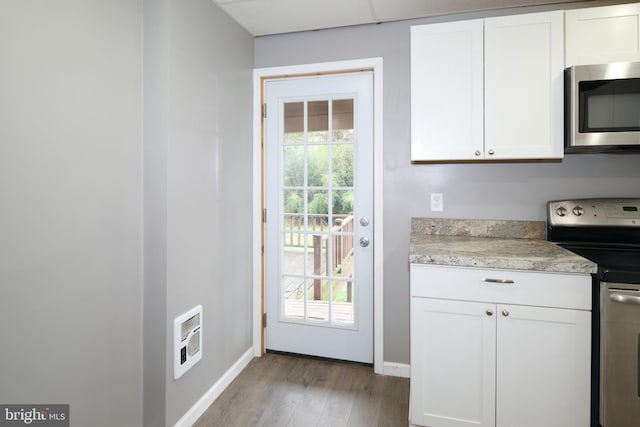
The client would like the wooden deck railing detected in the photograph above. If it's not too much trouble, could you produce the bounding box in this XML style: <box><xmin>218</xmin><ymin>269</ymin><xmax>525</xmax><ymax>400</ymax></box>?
<box><xmin>284</xmin><ymin>213</ymin><xmax>354</xmax><ymax>301</ymax></box>
<box><xmin>283</xmin><ymin>214</ymin><xmax>328</xmax><ymax>247</ymax></box>
<box><xmin>331</xmin><ymin>216</ymin><xmax>353</xmax><ymax>272</ymax></box>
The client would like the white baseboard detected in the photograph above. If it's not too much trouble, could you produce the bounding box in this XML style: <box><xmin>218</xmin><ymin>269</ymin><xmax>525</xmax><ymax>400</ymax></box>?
<box><xmin>383</xmin><ymin>361</ymin><xmax>410</xmax><ymax>378</ymax></box>
<box><xmin>174</xmin><ymin>347</ymin><xmax>254</xmax><ymax>427</ymax></box>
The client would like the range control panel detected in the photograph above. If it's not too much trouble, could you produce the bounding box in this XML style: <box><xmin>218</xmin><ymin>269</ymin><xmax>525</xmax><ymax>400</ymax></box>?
<box><xmin>548</xmin><ymin>198</ymin><xmax>640</xmax><ymax>227</ymax></box>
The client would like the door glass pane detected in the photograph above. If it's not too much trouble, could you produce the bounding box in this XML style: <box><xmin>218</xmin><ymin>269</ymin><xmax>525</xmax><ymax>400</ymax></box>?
<box><xmin>307</xmin><ymin>275</ymin><xmax>329</xmax><ymax>322</ymax></box>
<box><xmin>282</xmin><ymin>277</ymin><xmax>308</xmax><ymax>319</ymax></box>
<box><xmin>282</xmin><ymin>233</ymin><xmax>303</xmax><ymax>277</ymax></box>
<box><xmin>332</xmin><ymin>99</ymin><xmax>354</xmax><ymax>141</ymax></box>
<box><xmin>331</xmin><ymin>145</ymin><xmax>354</xmax><ymax>187</ymax></box>
<box><xmin>307</xmin><ymin>145</ymin><xmax>329</xmax><ymax>187</ymax></box>
<box><xmin>283</xmin><ymin>146</ymin><xmax>304</xmax><ymax>186</ymax></box>
<box><xmin>308</xmin><ymin>100</ymin><xmax>329</xmax><ymax>141</ymax></box>
<box><xmin>283</xmin><ymin>191</ymin><xmax>303</xmax><ymax>251</ymax></box>
<box><xmin>284</xmin><ymin>102</ymin><xmax>304</xmax><ymax>143</ymax></box>
<box><xmin>280</xmin><ymin>97</ymin><xmax>356</xmax><ymax>327</ymax></box>
<box><xmin>331</xmin><ymin>225</ymin><xmax>354</xmax><ymax>281</ymax></box>
<box><xmin>308</xmin><ymin>189</ymin><xmax>328</xmax><ymax>228</ymax></box>
<box><xmin>332</xmin><ymin>279</ymin><xmax>355</xmax><ymax>325</ymax></box>
<box><xmin>307</xmin><ymin>232</ymin><xmax>327</xmax><ymax>280</ymax></box>
<box><xmin>333</xmin><ymin>190</ymin><xmax>353</xmax><ymax>219</ymax></box>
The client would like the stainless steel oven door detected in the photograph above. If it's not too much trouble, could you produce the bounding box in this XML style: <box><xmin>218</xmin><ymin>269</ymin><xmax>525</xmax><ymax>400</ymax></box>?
<box><xmin>600</xmin><ymin>281</ymin><xmax>640</xmax><ymax>427</ymax></box>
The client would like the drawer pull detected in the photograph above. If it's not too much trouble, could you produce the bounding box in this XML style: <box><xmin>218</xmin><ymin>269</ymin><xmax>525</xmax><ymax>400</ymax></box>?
<box><xmin>482</xmin><ymin>278</ymin><xmax>515</xmax><ymax>284</ymax></box>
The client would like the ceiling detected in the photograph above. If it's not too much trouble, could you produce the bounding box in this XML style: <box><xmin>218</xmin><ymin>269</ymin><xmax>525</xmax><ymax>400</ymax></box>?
<box><xmin>213</xmin><ymin>0</ymin><xmax>591</xmax><ymax>36</ymax></box>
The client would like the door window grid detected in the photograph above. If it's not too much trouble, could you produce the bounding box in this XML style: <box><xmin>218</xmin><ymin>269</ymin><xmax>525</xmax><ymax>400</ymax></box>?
<box><xmin>281</xmin><ymin>97</ymin><xmax>356</xmax><ymax>326</ymax></box>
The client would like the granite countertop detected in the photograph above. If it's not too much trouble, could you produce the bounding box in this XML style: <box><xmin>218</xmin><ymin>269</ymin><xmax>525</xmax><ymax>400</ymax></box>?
<box><xmin>410</xmin><ymin>218</ymin><xmax>597</xmax><ymax>274</ymax></box>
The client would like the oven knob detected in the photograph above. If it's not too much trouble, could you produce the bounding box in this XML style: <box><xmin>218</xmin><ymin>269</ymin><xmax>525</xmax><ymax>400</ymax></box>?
<box><xmin>555</xmin><ymin>206</ymin><xmax>567</xmax><ymax>217</ymax></box>
<box><xmin>572</xmin><ymin>205</ymin><xmax>584</xmax><ymax>216</ymax></box>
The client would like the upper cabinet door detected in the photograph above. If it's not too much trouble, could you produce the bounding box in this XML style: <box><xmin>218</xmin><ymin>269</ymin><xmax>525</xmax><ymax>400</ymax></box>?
<box><xmin>566</xmin><ymin>3</ymin><xmax>640</xmax><ymax>67</ymax></box>
<box><xmin>410</xmin><ymin>20</ymin><xmax>484</xmax><ymax>161</ymax></box>
<box><xmin>485</xmin><ymin>11</ymin><xmax>564</xmax><ymax>160</ymax></box>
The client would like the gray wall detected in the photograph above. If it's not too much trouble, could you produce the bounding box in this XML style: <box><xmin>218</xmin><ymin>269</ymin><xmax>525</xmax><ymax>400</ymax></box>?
<box><xmin>254</xmin><ymin>1</ymin><xmax>640</xmax><ymax>365</ymax></box>
<box><xmin>164</xmin><ymin>0</ymin><xmax>254</xmax><ymax>424</ymax></box>
<box><xmin>1</xmin><ymin>1</ymin><xmax>253</xmax><ymax>426</ymax></box>
<box><xmin>146</xmin><ymin>1</ymin><xmax>255</xmax><ymax>425</ymax></box>
<box><xmin>144</xmin><ymin>0</ymin><xmax>170</xmax><ymax>425</ymax></box>
<box><xmin>0</xmin><ymin>1</ymin><xmax>144</xmax><ymax>426</ymax></box>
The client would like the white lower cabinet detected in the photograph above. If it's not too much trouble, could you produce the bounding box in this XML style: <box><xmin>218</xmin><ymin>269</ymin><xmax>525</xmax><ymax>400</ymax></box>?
<box><xmin>410</xmin><ymin>265</ymin><xmax>591</xmax><ymax>427</ymax></box>
<box><xmin>411</xmin><ymin>298</ymin><xmax>496</xmax><ymax>427</ymax></box>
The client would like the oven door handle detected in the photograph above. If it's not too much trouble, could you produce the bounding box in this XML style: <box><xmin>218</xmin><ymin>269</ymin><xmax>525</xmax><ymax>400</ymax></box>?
<box><xmin>609</xmin><ymin>293</ymin><xmax>640</xmax><ymax>305</ymax></box>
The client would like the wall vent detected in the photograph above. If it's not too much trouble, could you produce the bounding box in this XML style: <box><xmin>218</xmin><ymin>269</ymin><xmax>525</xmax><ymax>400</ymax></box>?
<box><xmin>173</xmin><ymin>305</ymin><xmax>202</xmax><ymax>379</ymax></box>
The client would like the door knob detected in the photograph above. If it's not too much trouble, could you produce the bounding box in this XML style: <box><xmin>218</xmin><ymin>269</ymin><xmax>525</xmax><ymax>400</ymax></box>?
<box><xmin>359</xmin><ymin>237</ymin><xmax>370</xmax><ymax>247</ymax></box>
<box><xmin>360</xmin><ymin>217</ymin><xmax>370</xmax><ymax>227</ymax></box>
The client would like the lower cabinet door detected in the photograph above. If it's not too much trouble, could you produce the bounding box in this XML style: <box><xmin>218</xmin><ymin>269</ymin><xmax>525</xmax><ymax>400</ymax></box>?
<box><xmin>410</xmin><ymin>298</ymin><xmax>496</xmax><ymax>427</ymax></box>
<box><xmin>496</xmin><ymin>304</ymin><xmax>591</xmax><ymax>427</ymax></box>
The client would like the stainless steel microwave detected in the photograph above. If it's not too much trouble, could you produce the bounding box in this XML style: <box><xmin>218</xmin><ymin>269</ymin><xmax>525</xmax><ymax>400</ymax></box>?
<box><xmin>565</xmin><ymin>62</ymin><xmax>640</xmax><ymax>153</ymax></box>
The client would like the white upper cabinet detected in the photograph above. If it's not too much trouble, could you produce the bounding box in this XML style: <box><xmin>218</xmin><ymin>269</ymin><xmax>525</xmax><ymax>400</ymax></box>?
<box><xmin>410</xmin><ymin>20</ymin><xmax>484</xmax><ymax>161</ymax></box>
<box><xmin>566</xmin><ymin>3</ymin><xmax>640</xmax><ymax>67</ymax></box>
<box><xmin>485</xmin><ymin>11</ymin><xmax>565</xmax><ymax>160</ymax></box>
<box><xmin>410</xmin><ymin>11</ymin><xmax>564</xmax><ymax>162</ymax></box>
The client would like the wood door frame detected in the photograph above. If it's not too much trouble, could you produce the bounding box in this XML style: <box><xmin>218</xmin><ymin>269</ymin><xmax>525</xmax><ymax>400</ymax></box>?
<box><xmin>252</xmin><ymin>58</ymin><xmax>384</xmax><ymax>374</ymax></box>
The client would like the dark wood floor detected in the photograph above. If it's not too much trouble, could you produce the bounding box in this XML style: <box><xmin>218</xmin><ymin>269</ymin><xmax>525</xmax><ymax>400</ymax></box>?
<box><xmin>194</xmin><ymin>352</ymin><xmax>410</xmax><ymax>427</ymax></box>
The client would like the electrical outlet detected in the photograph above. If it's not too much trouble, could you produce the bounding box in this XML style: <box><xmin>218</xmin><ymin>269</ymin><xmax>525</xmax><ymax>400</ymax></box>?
<box><xmin>430</xmin><ymin>193</ymin><xmax>443</xmax><ymax>212</ymax></box>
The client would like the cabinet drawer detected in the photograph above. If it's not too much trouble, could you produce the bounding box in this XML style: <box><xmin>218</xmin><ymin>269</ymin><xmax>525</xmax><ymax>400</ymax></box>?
<box><xmin>410</xmin><ymin>264</ymin><xmax>591</xmax><ymax>310</ymax></box>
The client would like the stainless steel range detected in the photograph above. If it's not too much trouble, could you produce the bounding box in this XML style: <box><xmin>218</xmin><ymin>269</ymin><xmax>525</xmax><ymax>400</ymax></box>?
<box><xmin>547</xmin><ymin>198</ymin><xmax>640</xmax><ymax>427</ymax></box>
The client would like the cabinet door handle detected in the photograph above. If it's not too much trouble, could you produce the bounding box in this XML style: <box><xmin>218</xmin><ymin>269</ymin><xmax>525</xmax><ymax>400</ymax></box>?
<box><xmin>486</xmin><ymin>309</ymin><xmax>494</xmax><ymax>316</ymax></box>
<box><xmin>502</xmin><ymin>309</ymin><xmax>510</xmax><ymax>317</ymax></box>
<box><xmin>482</xmin><ymin>278</ymin><xmax>515</xmax><ymax>284</ymax></box>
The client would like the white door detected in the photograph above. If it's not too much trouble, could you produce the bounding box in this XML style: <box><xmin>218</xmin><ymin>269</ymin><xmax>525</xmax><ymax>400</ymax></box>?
<box><xmin>264</xmin><ymin>72</ymin><xmax>374</xmax><ymax>363</ymax></box>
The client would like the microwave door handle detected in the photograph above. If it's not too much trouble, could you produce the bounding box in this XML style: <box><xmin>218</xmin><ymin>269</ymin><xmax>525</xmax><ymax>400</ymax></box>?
<box><xmin>609</xmin><ymin>293</ymin><xmax>640</xmax><ymax>305</ymax></box>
